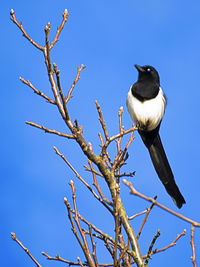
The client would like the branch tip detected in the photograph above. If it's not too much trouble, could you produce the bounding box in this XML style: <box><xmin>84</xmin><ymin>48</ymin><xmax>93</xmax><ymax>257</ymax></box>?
<box><xmin>10</xmin><ymin>9</ymin><xmax>14</xmax><ymax>16</ymax></box>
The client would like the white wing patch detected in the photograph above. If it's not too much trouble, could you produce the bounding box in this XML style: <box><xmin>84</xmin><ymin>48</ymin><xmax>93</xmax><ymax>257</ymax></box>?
<box><xmin>126</xmin><ymin>87</ymin><xmax>166</xmax><ymax>131</ymax></box>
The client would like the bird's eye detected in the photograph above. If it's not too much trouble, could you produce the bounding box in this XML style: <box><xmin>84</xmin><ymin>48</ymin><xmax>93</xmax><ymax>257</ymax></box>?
<box><xmin>147</xmin><ymin>68</ymin><xmax>151</xmax><ymax>72</ymax></box>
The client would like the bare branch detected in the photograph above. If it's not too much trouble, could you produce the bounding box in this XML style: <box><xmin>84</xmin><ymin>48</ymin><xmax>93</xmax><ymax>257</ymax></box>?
<box><xmin>152</xmin><ymin>229</ymin><xmax>186</xmax><ymax>254</ymax></box>
<box><xmin>54</xmin><ymin>147</ymin><xmax>113</xmax><ymax>213</ymax></box>
<box><xmin>116</xmin><ymin>171</ymin><xmax>135</xmax><ymax>179</ymax></box>
<box><xmin>11</xmin><ymin>233</ymin><xmax>41</xmax><ymax>267</ymax></box>
<box><xmin>69</xmin><ymin>181</ymin><xmax>96</xmax><ymax>267</ymax></box>
<box><xmin>96</xmin><ymin>101</ymin><xmax>109</xmax><ymax>141</ymax></box>
<box><xmin>53</xmin><ymin>63</ymin><xmax>72</xmax><ymax>122</ymax></box>
<box><xmin>137</xmin><ymin>198</ymin><xmax>156</xmax><ymax>239</ymax></box>
<box><xmin>66</xmin><ymin>65</ymin><xmax>86</xmax><ymax>104</ymax></box>
<box><xmin>118</xmin><ymin>234</ymin><xmax>131</xmax><ymax>267</ymax></box>
<box><xmin>49</xmin><ymin>9</ymin><xmax>69</xmax><ymax>49</ymax></box>
<box><xmin>190</xmin><ymin>225</ymin><xmax>197</xmax><ymax>267</ymax></box>
<box><xmin>20</xmin><ymin>77</ymin><xmax>55</xmax><ymax>104</ymax></box>
<box><xmin>123</xmin><ymin>180</ymin><xmax>200</xmax><ymax>227</ymax></box>
<box><xmin>88</xmin><ymin>160</ymin><xmax>112</xmax><ymax>206</ymax></box>
<box><xmin>77</xmin><ymin>257</ymin><xmax>85</xmax><ymax>267</ymax></box>
<box><xmin>42</xmin><ymin>252</ymin><xmax>81</xmax><ymax>265</ymax></box>
<box><xmin>89</xmin><ymin>226</ymin><xmax>99</xmax><ymax>267</ymax></box>
<box><xmin>84</xmin><ymin>164</ymin><xmax>104</xmax><ymax>178</ymax></box>
<box><xmin>145</xmin><ymin>230</ymin><xmax>161</xmax><ymax>265</ymax></box>
<box><xmin>129</xmin><ymin>210</ymin><xmax>148</xmax><ymax>221</ymax></box>
<box><xmin>113</xmin><ymin>184</ymin><xmax>120</xmax><ymax>266</ymax></box>
<box><xmin>43</xmin><ymin>24</ymin><xmax>67</xmax><ymax>121</ymax></box>
<box><xmin>101</xmin><ymin>126</ymin><xmax>136</xmax><ymax>158</ymax></box>
<box><xmin>10</xmin><ymin>10</ymin><xmax>43</xmax><ymax>50</ymax></box>
<box><xmin>116</xmin><ymin>106</ymin><xmax>124</xmax><ymax>154</ymax></box>
<box><xmin>26</xmin><ymin>121</ymin><xmax>74</xmax><ymax>139</ymax></box>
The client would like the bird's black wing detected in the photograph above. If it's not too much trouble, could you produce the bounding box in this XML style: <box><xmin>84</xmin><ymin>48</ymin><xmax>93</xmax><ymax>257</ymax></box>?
<box><xmin>139</xmin><ymin>127</ymin><xmax>186</xmax><ymax>208</ymax></box>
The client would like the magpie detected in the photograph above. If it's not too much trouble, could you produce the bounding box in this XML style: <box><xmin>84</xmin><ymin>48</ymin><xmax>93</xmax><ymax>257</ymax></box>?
<box><xmin>126</xmin><ymin>64</ymin><xmax>186</xmax><ymax>208</ymax></box>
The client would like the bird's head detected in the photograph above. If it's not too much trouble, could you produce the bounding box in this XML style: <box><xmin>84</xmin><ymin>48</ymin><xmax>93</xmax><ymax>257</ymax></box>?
<box><xmin>135</xmin><ymin>64</ymin><xmax>160</xmax><ymax>84</ymax></box>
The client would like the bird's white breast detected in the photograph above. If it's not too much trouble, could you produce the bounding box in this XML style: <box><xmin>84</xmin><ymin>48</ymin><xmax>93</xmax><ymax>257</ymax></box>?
<box><xmin>126</xmin><ymin>87</ymin><xmax>166</xmax><ymax>131</ymax></box>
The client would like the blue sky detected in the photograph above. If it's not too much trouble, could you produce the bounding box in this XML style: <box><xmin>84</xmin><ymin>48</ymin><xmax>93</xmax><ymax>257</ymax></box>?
<box><xmin>1</xmin><ymin>1</ymin><xmax>200</xmax><ymax>266</ymax></box>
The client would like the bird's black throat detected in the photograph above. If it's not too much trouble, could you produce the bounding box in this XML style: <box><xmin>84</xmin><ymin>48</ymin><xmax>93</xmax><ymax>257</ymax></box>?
<box><xmin>131</xmin><ymin>65</ymin><xmax>160</xmax><ymax>102</ymax></box>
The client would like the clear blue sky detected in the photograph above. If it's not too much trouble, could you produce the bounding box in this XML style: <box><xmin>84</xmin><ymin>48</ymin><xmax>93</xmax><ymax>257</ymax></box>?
<box><xmin>1</xmin><ymin>1</ymin><xmax>200</xmax><ymax>266</ymax></box>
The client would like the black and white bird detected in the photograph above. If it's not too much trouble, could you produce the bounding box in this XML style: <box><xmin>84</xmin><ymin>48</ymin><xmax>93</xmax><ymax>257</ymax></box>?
<box><xmin>126</xmin><ymin>64</ymin><xmax>185</xmax><ymax>208</ymax></box>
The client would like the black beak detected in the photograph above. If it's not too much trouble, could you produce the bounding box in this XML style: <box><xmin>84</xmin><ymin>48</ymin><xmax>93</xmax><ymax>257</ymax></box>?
<box><xmin>134</xmin><ymin>64</ymin><xmax>145</xmax><ymax>72</ymax></box>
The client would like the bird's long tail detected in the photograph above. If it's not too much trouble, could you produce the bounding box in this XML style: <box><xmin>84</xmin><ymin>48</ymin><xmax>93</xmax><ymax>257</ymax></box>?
<box><xmin>139</xmin><ymin>130</ymin><xmax>186</xmax><ymax>208</ymax></box>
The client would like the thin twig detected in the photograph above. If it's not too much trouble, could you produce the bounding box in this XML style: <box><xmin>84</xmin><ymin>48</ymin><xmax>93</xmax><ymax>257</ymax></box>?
<box><xmin>101</xmin><ymin>126</ymin><xmax>136</xmax><ymax>157</ymax></box>
<box><xmin>77</xmin><ymin>257</ymin><xmax>85</xmax><ymax>267</ymax></box>
<box><xmin>131</xmin><ymin>229</ymin><xmax>187</xmax><ymax>265</ymax></box>
<box><xmin>69</xmin><ymin>208</ymin><xmax>133</xmax><ymax>259</ymax></box>
<box><xmin>43</xmin><ymin>23</ymin><xmax>67</xmax><ymax>121</ymax></box>
<box><xmin>123</xmin><ymin>180</ymin><xmax>200</xmax><ymax>227</ymax></box>
<box><xmin>145</xmin><ymin>230</ymin><xmax>161</xmax><ymax>265</ymax></box>
<box><xmin>118</xmin><ymin>234</ymin><xmax>131</xmax><ymax>267</ymax></box>
<box><xmin>137</xmin><ymin>198</ymin><xmax>156</xmax><ymax>239</ymax></box>
<box><xmin>49</xmin><ymin>9</ymin><xmax>69</xmax><ymax>50</ymax></box>
<box><xmin>26</xmin><ymin>121</ymin><xmax>74</xmax><ymax>138</ymax></box>
<box><xmin>116</xmin><ymin>171</ymin><xmax>135</xmax><ymax>178</ymax></box>
<box><xmin>43</xmin><ymin>251</ymin><xmax>113</xmax><ymax>267</ymax></box>
<box><xmin>96</xmin><ymin>101</ymin><xmax>109</xmax><ymax>141</ymax></box>
<box><xmin>152</xmin><ymin>229</ymin><xmax>186</xmax><ymax>255</ymax></box>
<box><xmin>70</xmin><ymin>181</ymin><xmax>95</xmax><ymax>267</ymax></box>
<box><xmin>53</xmin><ymin>63</ymin><xmax>70</xmax><ymax>120</ymax></box>
<box><xmin>64</xmin><ymin>197</ymin><xmax>85</xmax><ymax>255</ymax></box>
<box><xmin>88</xmin><ymin>160</ymin><xmax>112</xmax><ymax>206</ymax></box>
<box><xmin>69</xmin><ymin>208</ymin><xmax>116</xmax><ymax>246</ymax></box>
<box><xmin>116</xmin><ymin>107</ymin><xmax>124</xmax><ymax>154</ymax></box>
<box><xmin>84</xmin><ymin>165</ymin><xmax>104</xmax><ymax>178</ymax></box>
<box><xmin>66</xmin><ymin>65</ymin><xmax>86</xmax><ymax>104</ymax></box>
<box><xmin>104</xmin><ymin>239</ymin><xmax>114</xmax><ymax>257</ymax></box>
<box><xmin>10</xmin><ymin>10</ymin><xmax>43</xmax><ymax>50</ymax></box>
<box><xmin>42</xmin><ymin>252</ymin><xmax>80</xmax><ymax>265</ymax></box>
<box><xmin>20</xmin><ymin>77</ymin><xmax>55</xmax><ymax>104</ymax></box>
<box><xmin>89</xmin><ymin>226</ymin><xmax>99</xmax><ymax>267</ymax></box>
<box><xmin>11</xmin><ymin>233</ymin><xmax>41</xmax><ymax>267</ymax></box>
<box><xmin>190</xmin><ymin>224</ymin><xmax>197</xmax><ymax>267</ymax></box>
<box><xmin>129</xmin><ymin>210</ymin><xmax>148</xmax><ymax>221</ymax></box>
<box><xmin>113</xmin><ymin>184</ymin><xmax>120</xmax><ymax>266</ymax></box>
<box><xmin>54</xmin><ymin>147</ymin><xmax>113</xmax><ymax>214</ymax></box>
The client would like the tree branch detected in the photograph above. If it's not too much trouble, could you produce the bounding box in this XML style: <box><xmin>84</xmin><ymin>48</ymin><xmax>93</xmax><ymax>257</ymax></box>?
<box><xmin>70</xmin><ymin>181</ymin><xmax>96</xmax><ymax>267</ymax></box>
<box><xmin>144</xmin><ymin>230</ymin><xmax>161</xmax><ymax>265</ymax></box>
<box><xmin>20</xmin><ymin>77</ymin><xmax>55</xmax><ymax>104</ymax></box>
<box><xmin>123</xmin><ymin>180</ymin><xmax>200</xmax><ymax>227</ymax></box>
<box><xmin>54</xmin><ymin>146</ymin><xmax>113</xmax><ymax>214</ymax></box>
<box><xmin>11</xmin><ymin>233</ymin><xmax>41</xmax><ymax>267</ymax></box>
<box><xmin>190</xmin><ymin>224</ymin><xmax>197</xmax><ymax>267</ymax></box>
<box><xmin>10</xmin><ymin>10</ymin><xmax>43</xmax><ymax>50</ymax></box>
<box><xmin>26</xmin><ymin>121</ymin><xmax>74</xmax><ymax>138</ymax></box>
<box><xmin>49</xmin><ymin>9</ymin><xmax>69</xmax><ymax>50</ymax></box>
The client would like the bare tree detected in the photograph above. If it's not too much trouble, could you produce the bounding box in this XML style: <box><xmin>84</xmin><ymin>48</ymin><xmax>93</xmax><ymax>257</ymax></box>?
<box><xmin>10</xmin><ymin>9</ymin><xmax>199</xmax><ymax>267</ymax></box>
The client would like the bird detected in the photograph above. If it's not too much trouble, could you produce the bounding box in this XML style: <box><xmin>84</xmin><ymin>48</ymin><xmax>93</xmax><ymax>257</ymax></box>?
<box><xmin>126</xmin><ymin>64</ymin><xmax>186</xmax><ymax>208</ymax></box>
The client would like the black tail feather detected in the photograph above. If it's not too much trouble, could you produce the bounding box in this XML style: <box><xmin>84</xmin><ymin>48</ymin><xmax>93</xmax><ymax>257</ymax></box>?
<box><xmin>139</xmin><ymin>129</ymin><xmax>186</xmax><ymax>208</ymax></box>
